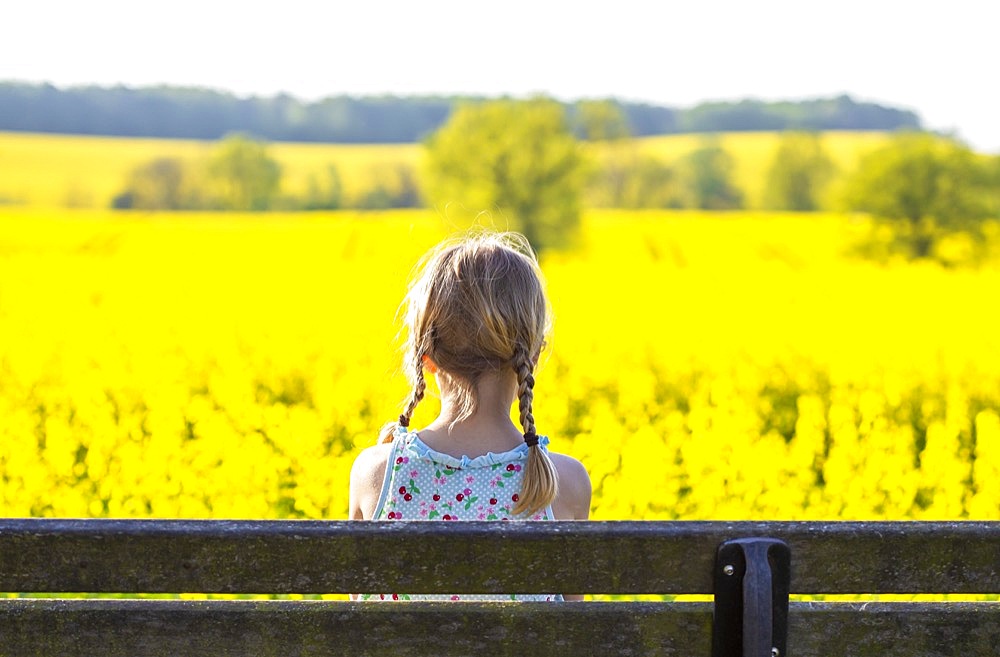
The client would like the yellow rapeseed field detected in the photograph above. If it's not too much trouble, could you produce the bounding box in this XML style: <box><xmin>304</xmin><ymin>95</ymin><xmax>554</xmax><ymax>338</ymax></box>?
<box><xmin>2</xmin><ymin>207</ymin><xmax>998</xmax><ymax>524</ymax></box>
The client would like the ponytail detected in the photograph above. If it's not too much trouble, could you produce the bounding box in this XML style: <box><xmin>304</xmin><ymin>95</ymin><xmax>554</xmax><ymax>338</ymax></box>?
<box><xmin>511</xmin><ymin>343</ymin><xmax>558</xmax><ymax>516</ymax></box>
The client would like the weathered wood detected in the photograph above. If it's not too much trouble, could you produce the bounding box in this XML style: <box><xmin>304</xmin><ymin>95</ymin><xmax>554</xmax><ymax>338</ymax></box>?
<box><xmin>1</xmin><ymin>600</ymin><xmax>998</xmax><ymax>657</ymax></box>
<box><xmin>0</xmin><ymin>599</ymin><xmax>712</xmax><ymax>657</ymax></box>
<box><xmin>789</xmin><ymin>602</ymin><xmax>1000</xmax><ymax>657</ymax></box>
<box><xmin>2</xmin><ymin>519</ymin><xmax>999</xmax><ymax>594</ymax></box>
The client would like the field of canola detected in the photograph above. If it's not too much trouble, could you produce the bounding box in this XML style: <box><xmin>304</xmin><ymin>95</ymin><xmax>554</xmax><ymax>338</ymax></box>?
<box><xmin>0</xmin><ymin>209</ymin><xmax>1000</xmax><ymax>519</ymax></box>
<box><xmin>2</xmin><ymin>207</ymin><xmax>999</xmax><ymax>526</ymax></box>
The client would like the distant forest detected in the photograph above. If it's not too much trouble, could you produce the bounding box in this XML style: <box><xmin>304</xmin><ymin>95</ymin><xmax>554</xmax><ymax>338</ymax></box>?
<box><xmin>0</xmin><ymin>82</ymin><xmax>923</xmax><ymax>143</ymax></box>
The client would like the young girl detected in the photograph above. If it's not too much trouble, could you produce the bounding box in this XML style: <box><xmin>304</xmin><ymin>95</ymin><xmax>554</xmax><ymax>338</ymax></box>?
<box><xmin>349</xmin><ymin>232</ymin><xmax>591</xmax><ymax>601</ymax></box>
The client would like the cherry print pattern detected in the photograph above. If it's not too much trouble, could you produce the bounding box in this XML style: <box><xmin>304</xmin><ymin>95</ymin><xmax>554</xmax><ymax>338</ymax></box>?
<box><xmin>358</xmin><ymin>426</ymin><xmax>558</xmax><ymax>602</ymax></box>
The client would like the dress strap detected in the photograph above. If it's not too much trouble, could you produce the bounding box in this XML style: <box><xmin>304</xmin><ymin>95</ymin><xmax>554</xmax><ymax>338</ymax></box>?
<box><xmin>370</xmin><ymin>434</ymin><xmax>407</xmax><ymax>520</ymax></box>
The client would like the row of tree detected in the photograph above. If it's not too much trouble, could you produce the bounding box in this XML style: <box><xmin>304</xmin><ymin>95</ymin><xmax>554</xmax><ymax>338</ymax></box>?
<box><xmin>112</xmin><ymin>136</ymin><xmax>421</xmax><ymax>212</ymax></box>
<box><xmin>426</xmin><ymin>100</ymin><xmax>1000</xmax><ymax>258</ymax></box>
<box><xmin>1</xmin><ymin>81</ymin><xmax>921</xmax><ymax>142</ymax></box>
<box><xmin>112</xmin><ymin>98</ymin><xmax>999</xmax><ymax>261</ymax></box>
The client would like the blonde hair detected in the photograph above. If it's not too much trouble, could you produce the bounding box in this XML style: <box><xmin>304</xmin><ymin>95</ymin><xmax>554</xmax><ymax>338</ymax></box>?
<box><xmin>381</xmin><ymin>232</ymin><xmax>557</xmax><ymax>516</ymax></box>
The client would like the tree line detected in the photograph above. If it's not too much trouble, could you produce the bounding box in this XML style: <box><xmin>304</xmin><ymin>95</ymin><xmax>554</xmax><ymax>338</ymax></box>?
<box><xmin>0</xmin><ymin>81</ymin><xmax>921</xmax><ymax>143</ymax></box>
<box><xmin>113</xmin><ymin>98</ymin><xmax>999</xmax><ymax>264</ymax></box>
<box><xmin>424</xmin><ymin>99</ymin><xmax>1000</xmax><ymax>259</ymax></box>
<box><xmin>112</xmin><ymin>136</ymin><xmax>420</xmax><ymax>212</ymax></box>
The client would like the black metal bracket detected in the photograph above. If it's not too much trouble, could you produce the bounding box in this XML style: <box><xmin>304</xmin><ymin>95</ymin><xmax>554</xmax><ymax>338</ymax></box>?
<box><xmin>712</xmin><ymin>537</ymin><xmax>791</xmax><ymax>657</ymax></box>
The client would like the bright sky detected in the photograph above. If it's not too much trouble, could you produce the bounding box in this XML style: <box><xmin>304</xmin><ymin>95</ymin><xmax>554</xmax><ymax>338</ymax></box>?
<box><xmin>3</xmin><ymin>0</ymin><xmax>997</xmax><ymax>152</ymax></box>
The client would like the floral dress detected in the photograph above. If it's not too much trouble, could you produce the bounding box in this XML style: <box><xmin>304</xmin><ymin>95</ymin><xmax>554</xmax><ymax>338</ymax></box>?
<box><xmin>359</xmin><ymin>426</ymin><xmax>562</xmax><ymax>601</ymax></box>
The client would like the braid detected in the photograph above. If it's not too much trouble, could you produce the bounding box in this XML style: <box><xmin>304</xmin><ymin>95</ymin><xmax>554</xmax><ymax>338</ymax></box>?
<box><xmin>512</xmin><ymin>341</ymin><xmax>557</xmax><ymax>516</ymax></box>
<box><xmin>513</xmin><ymin>343</ymin><xmax>537</xmax><ymax>438</ymax></box>
<box><xmin>380</xmin><ymin>360</ymin><xmax>425</xmax><ymax>444</ymax></box>
<box><xmin>400</xmin><ymin>366</ymin><xmax>426</xmax><ymax>428</ymax></box>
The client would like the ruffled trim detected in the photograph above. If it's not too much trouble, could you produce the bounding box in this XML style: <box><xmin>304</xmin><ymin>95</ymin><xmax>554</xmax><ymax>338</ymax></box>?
<box><xmin>395</xmin><ymin>425</ymin><xmax>550</xmax><ymax>469</ymax></box>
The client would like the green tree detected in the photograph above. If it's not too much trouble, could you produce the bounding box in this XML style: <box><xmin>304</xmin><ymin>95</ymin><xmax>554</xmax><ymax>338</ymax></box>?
<box><xmin>677</xmin><ymin>142</ymin><xmax>744</xmax><ymax>209</ymax></box>
<box><xmin>112</xmin><ymin>157</ymin><xmax>203</xmax><ymax>210</ymax></box>
<box><xmin>843</xmin><ymin>132</ymin><xmax>991</xmax><ymax>257</ymax></box>
<box><xmin>626</xmin><ymin>156</ymin><xmax>682</xmax><ymax>208</ymax></box>
<box><xmin>423</xmin><ymin>99</ymin><xmax>585</xmax><ymax>250</ymax></box>
<box><xmin>208</xmin><ymin>133</ymin><xmax>282</xmax><ymax>211</ymax></box>
<box><xmin>574</xmin><ymin>101</ymin><xmax>681</xmax><ymax>209</ymax></box>
<box><xmin>357</xmin><ymin>163</ymin><xmax>422</xmax><ymax>209</ymax></box>
<box><xmin>573</xmin><ymin>99</ymin><xmax>631</xmax><ymax>141</ymax></box>
<box><xmin>302</xmin><ymin>164</ymin><xmax>344</xmax><ymax>210</ymax></box>
<box><xmin>577</xmin><ymin>100</ymin><xmax>633</xmax><ymax>207</ymax></box>
<box><xmin>987</xmin><ymin>155</ymin><xmax>1000</xmax><ymax>218</ymax></box>
<box><xmin>586</xmin><ymin>150</ymin><xmax>679</xmax><ymax>209</ymax></box>
<box><xmin>763</xmin><ymin>132</ymin><xmax>835</xmax><ymax>211</ymax></box>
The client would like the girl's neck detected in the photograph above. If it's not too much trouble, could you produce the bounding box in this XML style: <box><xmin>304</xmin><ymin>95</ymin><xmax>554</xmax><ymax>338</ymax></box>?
<box><xmin>416</xmin><ymin>370</ymin><xmax>525</xmax><ymax>458</ymax></box>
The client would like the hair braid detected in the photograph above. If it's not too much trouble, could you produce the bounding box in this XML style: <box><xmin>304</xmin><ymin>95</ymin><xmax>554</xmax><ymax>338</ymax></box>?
<box><xmin>512</xmin><ymin>342</ymin><xmax>557</xmax><ymax>516</ymax></box>
<box><xmin>379</xmin><ymin>361</ymin><xmax>426</xmax><ymax>444</ymax></box>
<box><xmin>514</xmin><ymin>343</ymin><xmax>537</xmax><ymax>438</ymax></box>
<box><xmin>400</xmin><ymin>366</ymin><xmax>426</xmax><ymax>428</ymax></box>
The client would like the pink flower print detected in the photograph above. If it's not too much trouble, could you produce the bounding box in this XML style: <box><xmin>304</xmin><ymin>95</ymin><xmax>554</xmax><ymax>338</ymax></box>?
<box><xmin>477</xmin><ymin>511</ymin><xmax>487</xmax><ymax>519</ymax></box>
<box><xmin>435</xmin><ymin>476</ymin><xmax>447</xmax><ymax>486</ymax></box>
<box><xmin>429</xmin><ymin>504</ymin><xmax>437</xmax><ymax>511</ymax></box>
<box><xmin>410</xmin><ymin>470</ymin><xmax>420</xmax><ymax>478</ymax></box>
<box><xmin>420</xmin><ymin>508</ymin><xmax>429</xmax><ymax>517</ymax></box>
<box><xmin>465</xmin><ymin>475</ymin><xmax>475</xmax><ymax>484</ymax></box>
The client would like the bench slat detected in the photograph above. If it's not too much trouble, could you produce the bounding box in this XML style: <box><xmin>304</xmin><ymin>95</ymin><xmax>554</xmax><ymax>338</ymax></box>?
<box><xmin>2</xmin><ymin>519</ymin><xmax>999</xmax><ymax>594</ymax></box>
<box><xmin>1</xmin><ymin>600</ymin><xmax>997</xmax><ymax>657</ymax></box>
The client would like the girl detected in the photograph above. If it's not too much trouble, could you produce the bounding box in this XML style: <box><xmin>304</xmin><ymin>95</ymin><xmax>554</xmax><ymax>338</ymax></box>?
<box><xmin>349</xmin><ymin>232</ymin><xmax>591</xmax><ymax>601</ymax></box>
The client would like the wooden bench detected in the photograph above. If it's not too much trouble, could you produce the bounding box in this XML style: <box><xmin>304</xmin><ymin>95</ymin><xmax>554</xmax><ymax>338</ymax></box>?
<box><xmin>1</xmin><ymin>519</ymin><xmax>998</xmax><ymax>656</ymax></box>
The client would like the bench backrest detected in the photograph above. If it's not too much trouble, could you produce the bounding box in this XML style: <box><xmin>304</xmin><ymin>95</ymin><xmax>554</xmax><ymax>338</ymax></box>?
<box><xmin>2</xmin><ymin>519</ymin><xmax>999</xmax><ymax>656</ymax></box>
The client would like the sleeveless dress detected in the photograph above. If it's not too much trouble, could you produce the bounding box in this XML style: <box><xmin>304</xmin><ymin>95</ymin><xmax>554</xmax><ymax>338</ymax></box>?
<box><xmin>358</xmin><ymin>426</ymin><xmax>563</xmax><ymax>601</ymax></box>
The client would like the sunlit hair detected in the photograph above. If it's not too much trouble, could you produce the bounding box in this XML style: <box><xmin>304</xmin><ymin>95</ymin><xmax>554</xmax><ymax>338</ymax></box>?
<box><xmin>380</xmin><ymin>231</ymin><xmax>557</xmax><ymax>516</ymax></box>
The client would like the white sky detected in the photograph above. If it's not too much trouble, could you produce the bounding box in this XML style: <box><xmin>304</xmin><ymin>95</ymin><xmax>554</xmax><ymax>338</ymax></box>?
<box><xmin>2</xmin><ymin>0</ymin><xmax>998</xmax><ymax>152</ymax></box>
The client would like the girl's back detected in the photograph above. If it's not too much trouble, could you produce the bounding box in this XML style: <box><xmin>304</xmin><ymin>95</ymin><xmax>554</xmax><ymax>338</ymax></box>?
<box><xmin>348</xmin><ymin>232</ymin><xmax>591</xmax><ymax>600</ymax></box>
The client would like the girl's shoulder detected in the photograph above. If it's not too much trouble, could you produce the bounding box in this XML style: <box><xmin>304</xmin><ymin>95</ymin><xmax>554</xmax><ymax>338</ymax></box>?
<box><xmin>547</xmin><ymin>451</ymin><xmax>592</xmax><ymax>520</ymax></box>
<box><xmin>351</xmin><ymin>442</ymin><xmax>395</xmax><ymax>481</ymax></box>
<box><xmin>349</xmin><ymin>441</ymin><xmax>397</xmax><ymax>519</ymax></box>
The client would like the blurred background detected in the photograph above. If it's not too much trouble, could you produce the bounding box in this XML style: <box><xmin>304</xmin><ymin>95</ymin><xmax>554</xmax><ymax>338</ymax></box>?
<box><xmin>1</xmin><ymin>1</ymin><xmax>998</xmax><ymax>524</ymax></box>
